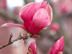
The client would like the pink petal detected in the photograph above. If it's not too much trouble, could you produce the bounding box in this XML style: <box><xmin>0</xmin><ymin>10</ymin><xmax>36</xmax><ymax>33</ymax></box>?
<box><xmin>1</xmin><ymin>23</ymin><xmax>26</xmax><ymax>30</ymax></box>
<box><xmin>28</xmin><ymin>8</ymin><xmax>49</xmax><ymax>34</ymax></box>
<box><xmin>20</xmin><ymin>2</ymin><xmax>47</xmax><ymax>30</ymax></box>
<box><xmin>41</xmin><ymin>1</ymin><xmax>47</xmax><ymax>9</ymax></box>
<box><xmin>20</xmin><ymin>1</ymin><xmax>47</xmax><ymax>15</ymax></box>
<box><xmin>19</xmin><ymin>2</ymin><xmax>34</xmax><ymax>16</ymax></box>
<box><xmin>20</xmin><ymin>2</ymin><xmax>41</xmax><ymax>29</ymax></box>
<box><xmin>46</xmin><ymin>4</ymin><xmax>53</xmax><ymax>25</ymax></box>
<box><xmin>29</xmin><ymin>40</ymin><xmax>37</xmax><ymax>54</ymax></box>
<box><xmin>50</xmin><ymin>36</ymin><xmax>64</xmax><ymax>54</ymax></box>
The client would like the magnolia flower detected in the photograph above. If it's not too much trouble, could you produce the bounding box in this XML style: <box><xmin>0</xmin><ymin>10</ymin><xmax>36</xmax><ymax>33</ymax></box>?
<box><xmin>50</xmin><ymin>36</ymin><xmax>64</xmax><ymax>54</ymax></box>
<box><xmin>1</xmin><ymin>1</ymin><xmax>53</xmax><ymax>34</ymax></box>
<box><xmin>27</xmin><ymin>40</ymin><xmax>37</xmax><ymax>54</ymax></box>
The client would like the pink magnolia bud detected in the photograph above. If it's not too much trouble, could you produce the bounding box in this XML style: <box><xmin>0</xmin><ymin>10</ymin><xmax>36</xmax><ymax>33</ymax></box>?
<box><xmin>50</xmin><ymin>36</ymin><xmax>64</xmax><ymax>54</ymax></box>
<box><xmin>1</xmin><ymin>1</ymin><xmax>53</xmax><ymax>34</ymax></box>
<box><xmin>20</xmin><ymin>1</ymin><xmax>53</xmax><ymax>34</ymax></box>
<box><xmin>28</xmin><ymin>40</ymin><xmax>37</xmax><ymax>54</ymax></box>
<box><xmin>50</xmin><ymin>22</ymin><xmax>60</xmax><ymax>32</ymax></box>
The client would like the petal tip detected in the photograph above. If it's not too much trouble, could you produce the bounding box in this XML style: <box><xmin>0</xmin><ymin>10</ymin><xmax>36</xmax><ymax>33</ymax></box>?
<box><xmin>41</xmin><ymin>1</ymin><xmax>47</xmax><ymax>9</ymax></box>
<box><xmin>30</xmin><ymin>40</ymin><xmax>36</xmax><ymax>46</ymax></box>
<box><xmin>42</xmin><ymin>1</ymin><xmax>47</xmax><ymax>3</ymax></box>
<box><xmin>60</xmin><ymin>36</ymin><xmax>64</xmax><ymax>41</ymax></box>
<box><xmin>1</xmin><ymin>23</ymin><xmax>7</xmax><ymax>27</ymax></box>
<box><xmin>32</xmin><ymin>40</ymin><xmax>35</xmax><ymax>43</ymax></box>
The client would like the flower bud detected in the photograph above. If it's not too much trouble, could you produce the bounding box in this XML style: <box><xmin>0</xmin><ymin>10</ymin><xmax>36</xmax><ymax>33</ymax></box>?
<box><xmin>50</xmin><ymin>36</ymin><xmax>64</xmax><ymax>54</ymax></box>
<box><xmin>28</xmin><ymin>40</ymin><xmax>37</xmax><ymax>54</ymax></box>
<box><xmin>1</xmin><ymin>1</ymin><xmax>53</xmax><ymax>35</ymax></box>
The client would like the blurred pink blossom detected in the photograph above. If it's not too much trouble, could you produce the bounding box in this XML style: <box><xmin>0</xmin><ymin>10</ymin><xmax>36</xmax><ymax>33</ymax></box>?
<box><xmin>50</xmin><ymin>22</ymin><xmax>60</xmax><ymax>32</ymax></box>
<box><xmin>52</xmin><ymin>0</ymin><xmax>72</xmax><ymax>14</ymax></box>
<box><xmin>60</xmin><ymin>6</ymin><xmax>67</xmax><ymax>14</ymax></box>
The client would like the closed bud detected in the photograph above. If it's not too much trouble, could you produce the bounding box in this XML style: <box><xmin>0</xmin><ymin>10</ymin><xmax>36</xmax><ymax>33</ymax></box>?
<box><xmin>50</xmin><ymin>36</ymin><xmax>64</xmax><ymax>54</ymax></box>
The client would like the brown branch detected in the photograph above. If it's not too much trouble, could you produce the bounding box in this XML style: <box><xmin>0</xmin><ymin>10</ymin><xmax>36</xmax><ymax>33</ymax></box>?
<box><xmin>0</xmin><ymin>33</ymin><xmax>28</xmax><ymax>49</ymax></box>
<box><xmin>9</xmin><ymin>33</ymin><xmax>12</xmax><ymax>43</ymax></box>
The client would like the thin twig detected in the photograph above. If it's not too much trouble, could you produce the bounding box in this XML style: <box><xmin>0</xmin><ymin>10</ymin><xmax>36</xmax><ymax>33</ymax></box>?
<box><xmin>9</xmin><ymin>33</ymin><xmax>12</xmax><ymax>43</ymax></box>
<box><xmin>0</xmin><ymin>33</ymin><xmax>28</xmax><ymax>49</ymax></box>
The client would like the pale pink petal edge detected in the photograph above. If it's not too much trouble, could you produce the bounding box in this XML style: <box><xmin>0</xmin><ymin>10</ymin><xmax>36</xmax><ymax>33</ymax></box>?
<box><xmin>19</xmin><ymin>2</ymin><xmax>34</xmax><ymax>16</ymax></box>
<box><xmin>1</xmin><ymin>23</ymin><xmax>26</xmax><ymax>30</ymax></box>
<box><xmin>46</xmin><ymin>4</ymin><xmax>53</xmax><ymax>25</ymax></box>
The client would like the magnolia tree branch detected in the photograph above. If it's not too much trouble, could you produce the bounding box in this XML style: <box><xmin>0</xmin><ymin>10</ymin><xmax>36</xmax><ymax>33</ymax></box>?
<box><xmin>0</xmin><ymin>33</ymin><xmax>28</xmax><ymax>49</ymax></box>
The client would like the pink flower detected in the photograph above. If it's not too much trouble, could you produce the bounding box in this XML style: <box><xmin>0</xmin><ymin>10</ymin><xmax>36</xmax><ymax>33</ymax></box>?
<box><xmin>50</xmin><ymin>22</ymin><xmax>60</xmax><ymax>32</ymax></box>
<box><xmin>61</xmin><ymin>6</ymin><xmax>67</xmax><ymax>14</ymax></box>
<box><xmin>1</xmin><ymin>1</ymin><xmax>53</xmax><ymax>34</ymax></box>
<box><xmin>28</xmin><ymin>40</ymin><xmax>37</xmax><ymax>54</ymax></box>
<box><xmin>50</xmin><ymin>36</ymin><xmax>64</xmax><ymax>54</ymax></box>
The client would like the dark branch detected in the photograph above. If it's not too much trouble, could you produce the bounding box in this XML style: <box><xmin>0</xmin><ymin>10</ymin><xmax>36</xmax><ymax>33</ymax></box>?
<box><xmin>9</xmin><ymin>33</ymin><xmax>12</xmax><ymax>43</ymax></box>
<box><xmin>0</xmin><ymin>33</ymin><xmax>28</xmax><ymax>49</ymax></box>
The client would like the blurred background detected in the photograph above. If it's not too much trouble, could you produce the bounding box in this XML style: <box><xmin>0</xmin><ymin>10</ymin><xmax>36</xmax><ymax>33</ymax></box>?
<box><xmin>0</xmin><ymin>0</ymin><xmax>72</xmax><ymax>54</ymax></box>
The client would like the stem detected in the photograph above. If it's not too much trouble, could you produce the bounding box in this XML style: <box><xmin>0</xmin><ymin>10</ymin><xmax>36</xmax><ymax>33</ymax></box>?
<box><xmin>0</xmin><ymin>34</ymin><xmax>28</xmax><ymax>49</ymax></box>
